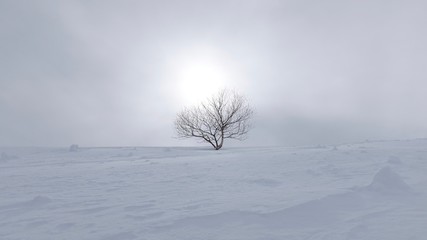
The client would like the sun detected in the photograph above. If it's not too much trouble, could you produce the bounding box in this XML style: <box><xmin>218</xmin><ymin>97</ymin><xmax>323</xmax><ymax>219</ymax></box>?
<box><xmin>168</xmin><ymin>46</ymin><xmax>233</xmax><ymax>105</ymax></box>
<box><xmin>177</xmin><ymin>59</ymin><xmax>227</xmax><ymax>104</ymax></box>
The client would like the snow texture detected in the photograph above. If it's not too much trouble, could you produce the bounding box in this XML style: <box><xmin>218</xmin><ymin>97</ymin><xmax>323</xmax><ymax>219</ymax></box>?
<box><xmin>1</xmin><ymin>139</ymin><xmax>427</xmax><ymax>239</ymax></box>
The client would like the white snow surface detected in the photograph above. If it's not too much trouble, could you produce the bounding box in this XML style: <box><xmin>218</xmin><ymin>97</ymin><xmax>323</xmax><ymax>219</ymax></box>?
<box><xmin>1</xmin><ymin>139</ymin><xmax>427</xmax><ymax>240</ymax></box>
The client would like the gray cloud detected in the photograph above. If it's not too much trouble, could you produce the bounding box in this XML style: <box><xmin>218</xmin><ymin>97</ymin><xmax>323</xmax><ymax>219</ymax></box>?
<box><xmin>1</xmin><ymin>0</ymin><xmax>427</xmax><ymax>147</ymax></box>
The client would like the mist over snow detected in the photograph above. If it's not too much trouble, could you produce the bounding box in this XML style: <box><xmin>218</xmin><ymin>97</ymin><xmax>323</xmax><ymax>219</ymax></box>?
<box><xmin>1</xmin><ymin>0</ymin><xmax>427</xmax><ymax>147</ymax></box>
<box><xmin>2</xmin><ymin>1</ymin><xmax>427</xmax><ymax>239</ymax></box>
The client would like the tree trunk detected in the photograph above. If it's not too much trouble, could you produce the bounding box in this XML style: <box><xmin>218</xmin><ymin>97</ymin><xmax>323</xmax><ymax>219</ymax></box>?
<box><xmin>216</xmin><ymin>135</ymin><xmax>224</xmax><ymax>150</ymax></box>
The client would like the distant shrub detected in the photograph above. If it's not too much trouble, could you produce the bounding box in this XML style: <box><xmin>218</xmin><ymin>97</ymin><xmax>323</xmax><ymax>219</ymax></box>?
<box><xmin>69</xmin><ymin>144</ymin><xmax>79</xmax><ymax>152</ymax></box>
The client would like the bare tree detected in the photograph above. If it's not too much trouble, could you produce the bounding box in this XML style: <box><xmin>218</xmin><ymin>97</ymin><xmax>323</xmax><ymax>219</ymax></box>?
<box><xmin>175</xmin><ymin>89</ymin><xmax>253</xmax><ymax>150</ymax></box>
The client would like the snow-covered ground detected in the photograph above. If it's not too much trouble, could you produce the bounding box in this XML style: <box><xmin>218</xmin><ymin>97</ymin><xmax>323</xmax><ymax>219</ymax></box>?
<box><xmin>1</xmin><ymin>139</ymin><xmax>427</xmax><ymax>240</ymax></box>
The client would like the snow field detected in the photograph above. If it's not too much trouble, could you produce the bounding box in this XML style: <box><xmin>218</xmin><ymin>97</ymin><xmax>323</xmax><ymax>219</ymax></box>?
<box><xmin>1</xmin><ymin>140</ymin><xmax>427</xmax><ymax>239</ymax></box>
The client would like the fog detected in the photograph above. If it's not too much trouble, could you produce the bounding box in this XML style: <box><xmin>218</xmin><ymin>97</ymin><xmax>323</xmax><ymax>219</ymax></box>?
<box><xmin>1</xmin><ymin>0</ymin><xmax>427</xmax><ymax>147</ymax></box>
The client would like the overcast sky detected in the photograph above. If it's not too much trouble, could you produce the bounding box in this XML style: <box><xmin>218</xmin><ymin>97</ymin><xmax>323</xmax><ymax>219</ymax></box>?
<box><xmin>1</xmin><ymin>0</ymin><xmax>427</xmax><ymax>147</ymax></box>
